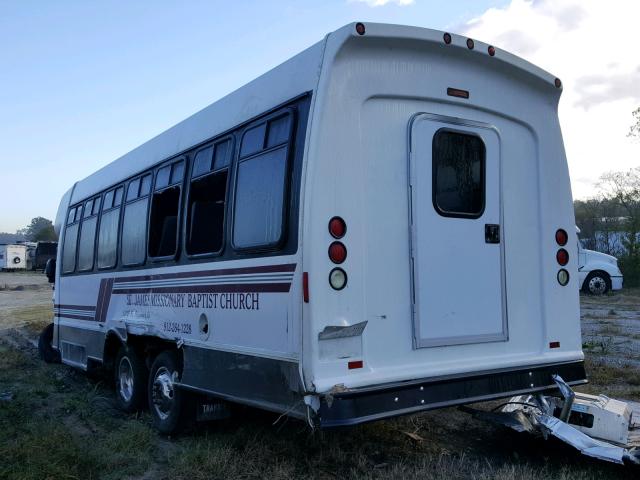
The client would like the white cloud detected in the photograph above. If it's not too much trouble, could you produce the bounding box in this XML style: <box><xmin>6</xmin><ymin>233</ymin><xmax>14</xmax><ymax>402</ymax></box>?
<box><xmin>349</xmin><ymin>0</ymin><xmax>414</xmax><ymax>7</ymax></box>
<box><xmin>461</xmin><ymin>0</ymin><xmax>640</xmax><ymax>199</ymax></box>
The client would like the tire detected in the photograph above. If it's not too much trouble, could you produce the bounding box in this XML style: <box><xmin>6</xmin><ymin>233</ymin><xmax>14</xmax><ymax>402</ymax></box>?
<box><xmin>114</xmin><ymin>345</ymin><xmax>148</xmax><ymax>413</ymax></box>
<box><xmin>38</xmin><ymin>323</ymin><xmax>61</xmax><ymax>363</ymax></box>
<box><xmin>148</xmin><ymin>351</ymin><xmax>192</xmax><ymax>435</ymax></box>
<box><xmin>584</xmin><ymin>271</ymin><xmax>610</xmax><ymax>295</ymax></box>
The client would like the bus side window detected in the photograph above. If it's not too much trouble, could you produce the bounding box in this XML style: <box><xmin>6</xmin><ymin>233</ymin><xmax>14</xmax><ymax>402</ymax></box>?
<box><xmin>62</xmin><ymin>205</ymin><xmax>82</xmax><ymax>274</ymax></box>
<box><xmin>122</xmin><ymin>175</ymin><xmax>151</xmax><ymax>266</ymax></box>
<box><xmin>186</xmin><ymin>139</ymin><xmax>231</xmax><ymax>255</ymax></box>
<box><xmin>149</xmin><ymin>162</ymin><xmax>183</xmax><ymax>258</ymax></box>
<box><xmin>77</xmin><ymin>196</ymin><xmax>100</xmax><ymax>271</ymax></box>
<box><xmin>233</xmin><ymin>112</ymin><xmax>293</xmax><ymax>249</ymax></box>
<box><xmin>97</xmin><ymin>186</ymin><xmax>122</xmax><ymax>269</ymax></box>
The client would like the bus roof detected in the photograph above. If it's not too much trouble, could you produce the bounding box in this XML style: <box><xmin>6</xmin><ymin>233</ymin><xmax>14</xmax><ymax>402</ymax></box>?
<box><xmin>67</xmin><ymin>22</ymin><xmax>559</xmax><ymax>206</ymax></box>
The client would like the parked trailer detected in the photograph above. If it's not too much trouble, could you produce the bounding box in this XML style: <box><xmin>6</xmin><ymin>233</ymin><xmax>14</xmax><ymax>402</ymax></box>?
<box><xmin>1</xmin><ymin>244</ymin><xmax>27</xmax><ymax>271</ymax></box>
<box><xmin>38</xmin><ymin>23</ymin><xmax>640</xmax><ymax>460</ymax></box>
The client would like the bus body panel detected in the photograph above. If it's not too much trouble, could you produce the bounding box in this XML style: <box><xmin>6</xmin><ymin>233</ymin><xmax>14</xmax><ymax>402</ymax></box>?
<box><xmin>51</xmin><ymin>23</ymin><xmax>585</xmax><ymax>426</ymax></box>
<box><xmin>302</xmin><ymin>25</ymin><xmax>583</xmax><ymax>400</ymax></box>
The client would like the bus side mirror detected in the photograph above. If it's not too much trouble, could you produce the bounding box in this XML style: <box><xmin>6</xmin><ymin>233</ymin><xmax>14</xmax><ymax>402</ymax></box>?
<box><xmin>45</xmin><ymin>259</ymin><xmax>56</xmax><ymax>283</ymax></box>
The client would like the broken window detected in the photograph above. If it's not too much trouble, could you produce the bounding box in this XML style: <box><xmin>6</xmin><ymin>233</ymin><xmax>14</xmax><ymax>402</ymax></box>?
<box><xmin>186</xmin><ymin>139</ymin><xmax>232</xmax><ymax>255</ymax></box>
<box><xmin>149</xmin><ymin>161</ymin><xmax>184</xmax><ymax>258</ymax></box>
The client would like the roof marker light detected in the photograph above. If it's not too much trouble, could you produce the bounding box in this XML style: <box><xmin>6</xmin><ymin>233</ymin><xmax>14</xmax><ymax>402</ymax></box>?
<box><xmin>488</xmin><ymin>45</ymin><xmax>496</xmax><ymax>56</ymax></box>
<box><xmin>447</xmin><ymin>87</ymin><xmax>469</xmax><ymax>99</ymax></box>
<box><xmin>355</xmin><ymin>23</ymin><xmax>365</xmax><ymax>35</ymax></box>
<box><xmin>443</xmin><ymin>32</ymin><xmax>452</xmax><ymax>44</ymax></box>
<box><xmin>555</xmin><ymin>78</ymin><xmax>562</xmax><ymax>88</ymax></box>
<box><xmin>466</xmin><ymin>38</ymin><xmax>474</xmax><ymax>49</ymax></box>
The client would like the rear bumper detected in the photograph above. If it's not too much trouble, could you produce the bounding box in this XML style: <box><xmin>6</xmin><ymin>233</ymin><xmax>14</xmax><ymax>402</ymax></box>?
<box><xmin>318</xmin><ymin>360</ymin><xmax>587</xmax><ymax>427</ymax></box>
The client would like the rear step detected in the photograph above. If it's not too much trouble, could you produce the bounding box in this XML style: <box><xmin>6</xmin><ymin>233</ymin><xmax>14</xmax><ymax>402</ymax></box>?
<box><xmin>465</xmin><ymin>375</ymin><xmax>640</xmax><ymax>466</ymax></box>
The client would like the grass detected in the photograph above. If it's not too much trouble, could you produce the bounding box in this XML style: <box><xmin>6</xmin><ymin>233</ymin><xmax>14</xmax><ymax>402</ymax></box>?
<box><xmin>1</xmin><ymin>300</ymin><xmax>639</xmax><ymax>479</ymax></box>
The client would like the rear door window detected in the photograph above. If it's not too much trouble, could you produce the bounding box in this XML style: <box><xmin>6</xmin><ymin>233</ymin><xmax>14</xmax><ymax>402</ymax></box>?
<box><xmin>432</xmin><ymin>130</ymin><xmax>485</xmax><ymax>218</ymax></box>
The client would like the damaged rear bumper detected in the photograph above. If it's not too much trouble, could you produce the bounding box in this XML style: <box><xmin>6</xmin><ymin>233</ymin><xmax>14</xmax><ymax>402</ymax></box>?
<box><xmin>318</xmin><ymin>360</ymin><xmax>586</xmax><ymax>427</ymax></box>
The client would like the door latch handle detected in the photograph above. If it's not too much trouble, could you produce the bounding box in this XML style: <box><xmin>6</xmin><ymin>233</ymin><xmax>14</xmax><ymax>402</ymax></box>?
<box><xmin>485</xmin><ymin>224</ymin><xmax>500</xmax><ymax>244</ymax></box>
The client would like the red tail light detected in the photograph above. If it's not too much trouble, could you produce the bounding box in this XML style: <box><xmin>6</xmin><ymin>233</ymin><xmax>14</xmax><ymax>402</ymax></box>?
<box><xmin>329</xmin><ymin>217</ymin><xmax>346</xmax><ymax>239</ymax></box>
<box><xmin>328</xmin><ymin>242</ymin><xmax>347</xmax><ymax>264</ymax></box>
<box><xmin>556</xmin><ymin>248</ymin><xmax>569</xmax><ymax>266</ymax></box>
<box><xmin>348</xmin><ymin>360</ymin><xmax>363</xmax><ymax>370</ymax></box>
<box><xmin>303</xmin><ymin>272</ymin><xmax>309</xmax><ymax>303</ymax></box>
<box><xmin>555</xmin><ymin>229</ymin><xmax>568</xmax><ymax>246</ymax></box>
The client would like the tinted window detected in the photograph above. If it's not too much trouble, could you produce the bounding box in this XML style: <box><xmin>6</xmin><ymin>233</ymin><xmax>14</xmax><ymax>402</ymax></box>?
<box><xmin>97</xmin><ymin>207</ymin><xmax>120</xmax><ymax>269</ymax></box>
<box><xmin>432</xmin><ymin>130</ymin><xmax>485</xmax><ymax>218</ymax></box>
<box><xmin>192</xmin><ymin>146</ymin><xmax>213</xmax><ymax>178</ymax></box>
<box><xmin>103</xmin><ymin>191</ymin><xmax>114</xmax><ymax>210</ymax></box>
<box><xmin>267</xmin><ymin>115</ymin><xmax>291</xmax><ymax>147</ymax></box>
<box><xmin>240</xmin><ymin>124</ymin><xmax>266</xmax><ymax>157</ymax></box>
<box><xmin>213</xmin><ymin>139</ymin><xmax>231</xmax><ymax>170</ymax></box>
<box><xmin>77</xmin><ymin>216</ymin><xmax>98</xmax><ymax>271</ymax></box>
<box><xmin>171</xmin><ymin>161</ymin><xmax>184</xmax><ymax>184</ymax></box>
<box><xmin>113</xmin><ymin>187</ymin><xmax>123</xmax><ymax>206</ymax></box>
<box><xmin>127</xmin><ymin>178</ymin><xmax>140</xmax><ymax>201</ymax></box>
<box><xmin>233</xmin><ymin>146</ymin><xmax>288</xmax><ymax>248</ymax></box>
<box><xmin>156</xmin><ymin>166</ymin><xmax>171</xmax><ymax>189</ymax></box>
<box><xmin>83</xmin><ymin>200</ymin><xmax>94</xmax><ymax>218</ymax></box>
<box><xmin>62</xmin><ymin>223</ymin><xmax>79</xmax><ymax>273</ymax></box>
<box><xmin>140</xmin><ymin>174</ymin><xmax>152</xmax><ymax>196</ymax></box>
<box><xmin>121</xmin><ymin>198</ymin><xmax>149</xmax><ymax>265</ymax></box>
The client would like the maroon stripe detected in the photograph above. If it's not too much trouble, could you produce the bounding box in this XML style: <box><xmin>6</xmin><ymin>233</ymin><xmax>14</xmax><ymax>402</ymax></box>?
<box><xmin>53</xmin><ymin>304</ymin><xmax>96</xmax><ymax>311</ymax></box>
<box><xmin>56</xmin><ymin>313</ymin><xmax>97</xmax><ymax>321</ymax></box>
<box><xmin>113</xmin><ymin>263</ymin><xmax>296</xmax><ymax>284</ymax></box>
<box><xmin>95</xmin><ymin>279</ymin><xmax>107</xmax><ymax>322</ymax></box>
<box><xmin>112</xmin><ymin>282</ymin><xmax>292</xmax><ymax>295</ymax></box>
<box><xmin>100</xmin><ymin>278</ymin><xmax>114</xmax><ymax>322</ymax></box>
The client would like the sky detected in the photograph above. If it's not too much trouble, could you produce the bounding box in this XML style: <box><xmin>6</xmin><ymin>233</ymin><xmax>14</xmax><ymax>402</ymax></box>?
<box><xmin>0</xmin><ymin>0</ymin><xmax>638</xmax><ymax>232</ymax></box>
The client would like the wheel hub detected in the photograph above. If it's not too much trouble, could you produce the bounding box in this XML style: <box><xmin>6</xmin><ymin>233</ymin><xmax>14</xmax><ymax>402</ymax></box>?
<box><xmin>589</xmin><ymin>276</ymin><xmax>607</xmax><ymax>295</ymax></box>
<box><xmin>152</xmin><ymin>367</ymin><xmax>176</xmax><ymax>420</ymax></box>
<box><xmin>118</xmin><ymin>357</ymin><xmax>134</xmax><ymax>403</ymax></box>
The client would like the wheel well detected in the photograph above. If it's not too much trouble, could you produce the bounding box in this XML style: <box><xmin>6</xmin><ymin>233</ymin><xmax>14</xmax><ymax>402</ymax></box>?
<box><xmin>103</xmin><ymin>333</ymin><xmax>183</xmax><ymax>372</ymax></box>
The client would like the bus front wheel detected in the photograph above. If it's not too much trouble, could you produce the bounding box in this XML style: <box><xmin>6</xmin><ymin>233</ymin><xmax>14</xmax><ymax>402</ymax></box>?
<box><xmin>114</xmin><ymin>345</ymin><xmax>148</xmax><ymax>412</ymax></box>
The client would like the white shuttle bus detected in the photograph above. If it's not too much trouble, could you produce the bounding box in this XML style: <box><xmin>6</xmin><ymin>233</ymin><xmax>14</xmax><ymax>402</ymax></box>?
<box><xmin>43</xmin><ymin>23</ymin><xmax>587</xmax><ymax>433</ymax></box>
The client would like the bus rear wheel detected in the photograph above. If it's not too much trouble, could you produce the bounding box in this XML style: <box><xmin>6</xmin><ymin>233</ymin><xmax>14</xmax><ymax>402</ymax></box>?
<box><xmin>148</xmin><ymin>351</ymin><xmax>191</xmax><ymax>434</ymax></box>
<box><xmin>114</xmin><ymin>345</ymin><xmax>148</xmax><ymax>412</ymax></box>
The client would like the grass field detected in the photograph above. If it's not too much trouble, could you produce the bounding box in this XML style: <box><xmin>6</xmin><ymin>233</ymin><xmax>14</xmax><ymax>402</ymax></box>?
<box><xmin>0</xmin><ymin>273</ymin><xmax>638</xmax><ymax>479</ymax></box>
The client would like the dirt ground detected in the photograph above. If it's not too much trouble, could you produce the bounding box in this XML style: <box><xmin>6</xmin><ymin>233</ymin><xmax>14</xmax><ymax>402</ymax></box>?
<box><xmin>0</xmin><ymin>271</ymin><xmax>638</xmax><ymax>479</ymax></box>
